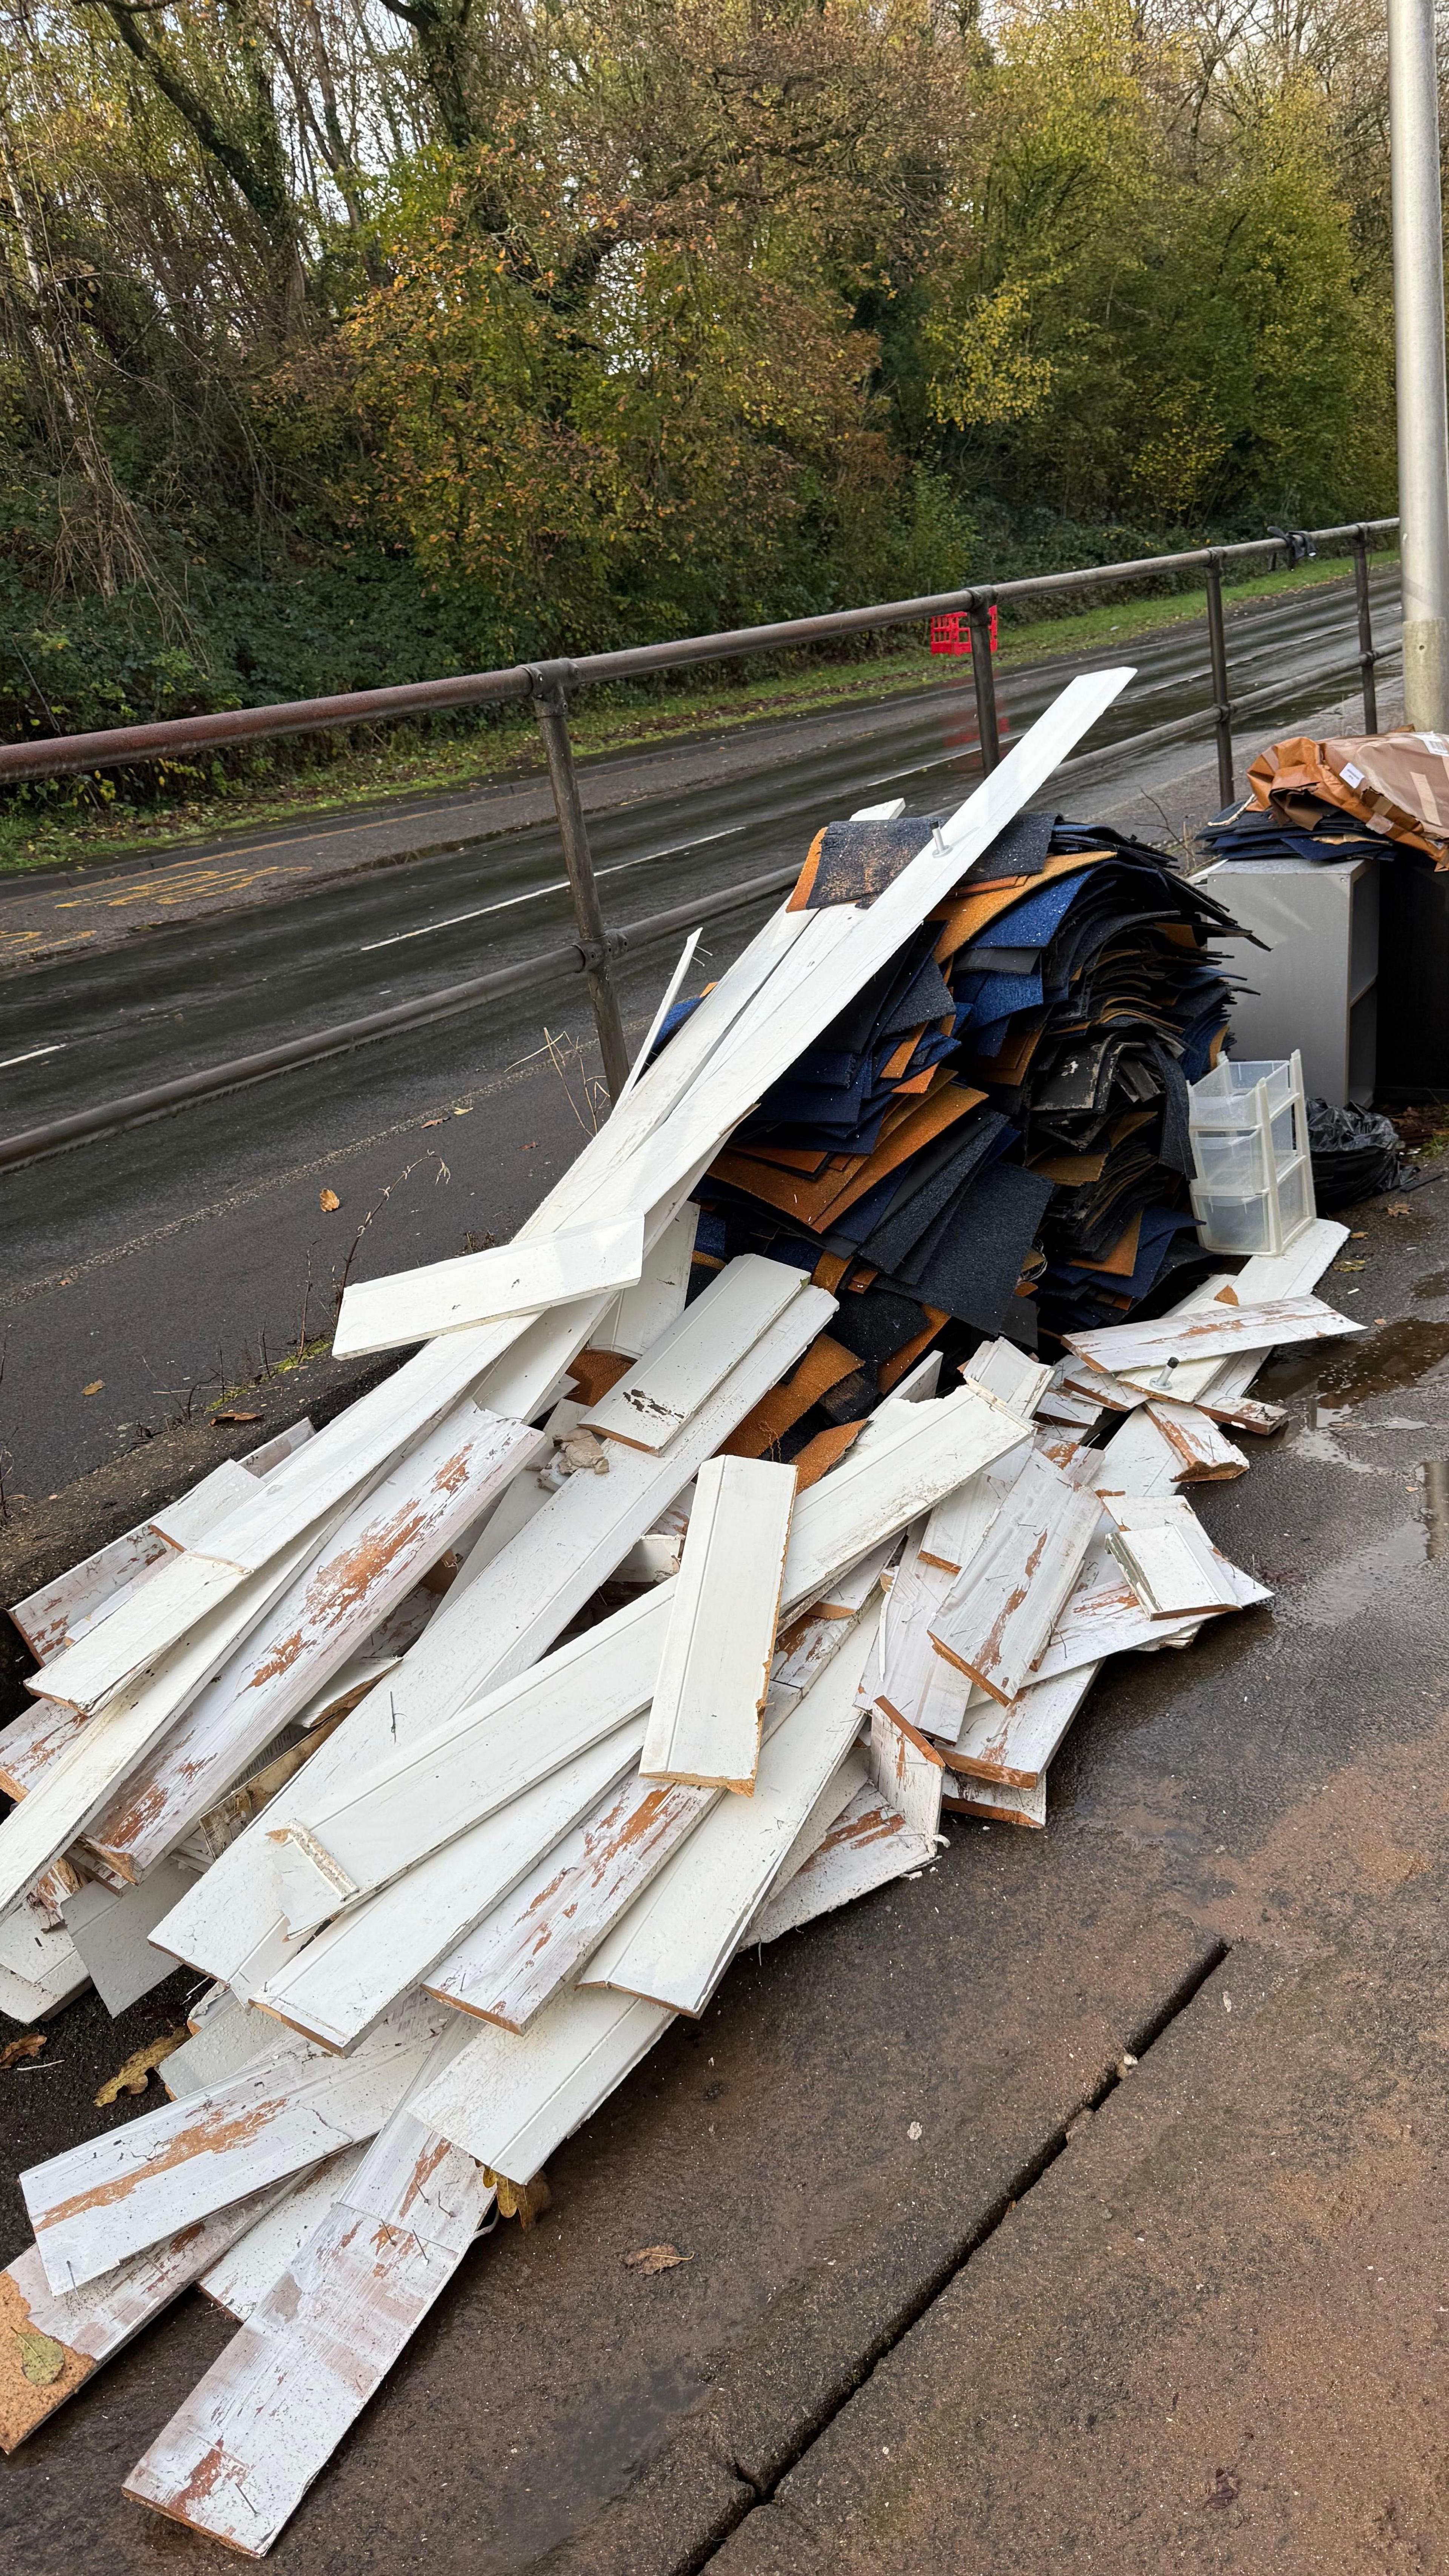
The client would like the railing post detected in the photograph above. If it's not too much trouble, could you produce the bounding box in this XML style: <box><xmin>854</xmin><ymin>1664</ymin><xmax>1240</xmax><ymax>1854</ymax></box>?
<box><xmin>1352</xmin><ymin>525</ymin><xmax>1380</xmax><ymax>733</ymax></box>
<box><xmin>1204</xmin><ymin>553</ymin><xmax>1234</xmax><ymax>804</ymax></box>
<box><xmin>968</xmin><ymin>591</ymin><xmax>1000</xmax><ymax>773</ymax></box>
<box><xmin>528</xmin><ymin>663</ymin><xmax>631</xmax><ymax>1103</ymax></box>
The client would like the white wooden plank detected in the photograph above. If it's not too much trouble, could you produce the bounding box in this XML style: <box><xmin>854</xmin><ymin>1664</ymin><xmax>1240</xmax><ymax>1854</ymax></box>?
<box><xmin>964</xmin><ymin>1339</ymin><xmax>1054</xmax><ymax>1418</ymax></box>
<box><xmin>580</xmin><ymin>1599</ymin><xmax>880</xmax><ymax>2017</ymax></box>
<box><xmin>639</xmin><ymin>1456</ymin><xmax>796</xmax><ymax>1792</ymax></box>
<box><xmin>60</xmin><ymin>1857</ymin><xmax>196</xmax><ymax>2016</ymax></box>
<box><xmin>268</xmin><ymin>1592</ymin><xmax>666</xmax><ymax>1936</ymax></box>
<box><xmin>778</xmin><ymin>1384</ymin><xmax>1032</xmax><ymax>1613</ymax></box>
<box><xmin>943</xmin><ymin>1771</ymin><xmax>1046</xmax><ymax>1827</ymax></box>
<box><xmin>0</xmin><ymin>1694</ymin><xmax>86</xmax><ymax>1798</ymax></box>
<box><xmin>250</xmin><ymin>1727</ymin><xmax>645</xmax><ymax>2050</ymax></box>
<box><xmin>450</xmin><ymin>1454</ymin><xmax>552</xmax><ymax>1588</ymax></box>
<box><xmin>886</xmin><ymin>1348</ymin><xmax>943</xmax><ymax>1404</ymax></box>
<box><xmin>1142</xmin><ymin>1399</ymin><xmax>1247</xmax><ymax>1482</ymax></box>
<box><xmin>809</xmin><ymin>1534</ymin><xmax>901</xmax><ymax>1620</ymax></box>
<box><xmin>1066</xmin><ymin>1291</ymin><xmax>1360</xmax><ymax>1375</ymax></box>
<box><xmin>594</xmin><ymin>1201</ymin><xmax>700</xmax><ymax>1360</ymax></box>
<box><xmin>1117</xmin><ymin>1219</ymin><xmax>1351</xmax><ymax>1402</ymax></box>
<box><xmin>915</xmin><ymin>1445</ymin><xmax>1026</xmax><ymax>1574</ymax></box>
<box><xmin>1194</xmin><ymin>1391</ymin><xmax>1288</xmax><ymax>1434</ymax></box>
<box><xmin>749</xmin><ymin>1783</ymin><xmax>936</xmax><ymax>1945</ymax></box>
<box><xmin>425</xmin><ymin>1770</ymin><xmax>718</xmax><ymax>2034</ymax></box>
<box><xmin>1091</xmin><ymin>1406</ymin><xmax>1186</xmax><ymax>1498</ymax></box>
<box><xmin>149</xmin><ymin>1458</ymin><xmax>265</xmax><ymax>1550</ymax></box>
<box><xmin>0</xmin><ymin>1882</ymin><xmax>90</xmax><ymax>2020</ymax></box>
<box><xmin>942</xmin><ymin>1665</ymin><xmax>1097</xmax><ymax>1787</ymax></box>
<box><xmin>1032</xmin><ymin>1363</ymin><xmax>1105</xmax><ymax>1433</ymax></box>
<box><xmin>1034</xmin><ymin>1428</ymin><xmax>1091</xmax><ymax>1474</ymax></box>
<box><xmin>413</xmin><ymin>1982</ymin><xmax>673</xmax><ymax>2188</ymax></box>
<box><xmin>31</xmin><ymin>1323</ymin><xmax>544</xmax><ymax>1716</ymax></box>
<box><xmin>125</xmin><ymin>2027</ymin><xmax>492</xmax><ymax>2556</ymax></box>
<box><xmin>867</xmin><ymin>1706</ymin><xmax>945</xmax><ymax>1840</ymax></box>
<box><xmin>1101</xmin><ymin>1496</ymin><xmax>1271</xmax><ymax>1619</ymax></box>
<box><xmin>1029</xmin><ymin>1538</ymin><xmax>1203</xmax><ymax>1682</ymax></box>
<box><xmin>8</xmin><ymin>1529</ymin><xmax>174</xmax><ymax>1667</ymax></box>
<box><xmin>332</xmin><ymin>1211</ymin><xmax>647</xmax><ymax>1359</ymax></box>
<box><xmin>428</xmin><ymin>1634</ymin><xmax>865</xmax><ymax>2038</ymax></box>
<box><xmin>85</xmin><ymin>1405</ymin><xmax>540</xmax><ymax>1883</ymax></box>
<box><xmin>23</xmin><ymin>2000</ymin><xmax>447</xmax><ymax>2295</ymax></box>
<box><xmin>564</xmin><ymin>672</ymin><xmax>1133</xmax><ymax>1248</ymax></box>
<box><xmin>161</xmin><ymin>1995</ymin><xmax>293</xmax><ymax>2101</ymax></box>
<box><xmin>612</xmin><ymin>1531</ymin><xmax>685</xmax><ymax>1586</ymax></box>
<box><xmin>617</xmin><ymin>928</ymin><xmax>703</xmax><ymax>1108</ymax></box>
<box><xmin>875</xmin><ymin>1539</ymin><xmax>958</xmax><ymax>1730</ymax></box>
<box><xmin>1060</xmin><ymin>1360</ymin><xmax>1154</xmax><ymax>1413</ymax></box>
<box><xmin>928</xmin><ymin>1453</ymin><xmax>1103</xmax><ymax>1706</ymax></box>
<box><xmin>292</xmin><ymin>1649</ymin><xmax>403</xmax><ymax>1730</ymax></box>
<box><xmin>199</xmin><ymin>2146</ymin><xmax>367</xmax><ymax>2321</ymax></box>
<box><xmin>7</xmin><ymin>1428</ymin><xmax>313</xmax><ymax>1667</ymax></box>
<box><xmin>760</xmin><ymin>1747</ymin><xmax>869</xmax><ymax>1899</ymax></box>
<box><xmin>581</xmin><ymin>1256</ymin><xmax>808</xmax><ymax>1451</ymax></box>
<box><xmin>0</xmin><ymin>2184</ymin><xmax>293</xmax><ymax>2452</ymax></box>
<box><xmin>0</xmin><ymin>1515</ymin><xmax>336</xmax><ymax>1920</ymax></box>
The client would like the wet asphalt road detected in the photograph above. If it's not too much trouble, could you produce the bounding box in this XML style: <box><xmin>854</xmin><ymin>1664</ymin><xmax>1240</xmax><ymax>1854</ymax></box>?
<box><xmin>0</xmin><ymin>571</ymin><xmax>1400</xmax><ymax>1499</ymax></box>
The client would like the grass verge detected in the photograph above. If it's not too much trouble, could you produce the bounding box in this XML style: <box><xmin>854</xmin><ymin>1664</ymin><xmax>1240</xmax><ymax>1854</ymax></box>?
<box><xmin>0</xmin><ymin>549</ymin><xmax>1396</xmax><ymax>881</ymax></box>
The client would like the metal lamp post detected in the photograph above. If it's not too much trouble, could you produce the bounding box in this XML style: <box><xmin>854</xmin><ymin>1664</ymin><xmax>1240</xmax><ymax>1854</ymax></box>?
<box><xmin>1387</xmin><ymin>0</ymin><xmax>1449</xmax><ymax>730</ymax></box>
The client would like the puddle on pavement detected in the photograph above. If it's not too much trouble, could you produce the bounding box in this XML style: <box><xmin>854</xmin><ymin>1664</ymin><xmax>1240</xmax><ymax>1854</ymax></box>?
<box><xmin>1415</xmin><ymin>1270</ymin><xmax>1449</xmax><ymax>1300</ymax></box>
<box><xmin>1258</xmin><ymin>1317</ymin><xmax>1449</xmax><ymax>1424</ymax></box>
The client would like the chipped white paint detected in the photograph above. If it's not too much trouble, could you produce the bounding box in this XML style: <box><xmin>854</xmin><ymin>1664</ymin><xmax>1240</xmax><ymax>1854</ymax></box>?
<box><xmin>929</xmin><ymin>1451</ymin><xmax>1102</xmax><ymax>1706</ymax></box>
<box><xmin>125</xmin><ymin>2025</ymin><xmax>492</xmax><ymax>2554</ymax></box>
<box><xmin>23</xmin><ymin>2000</ymin><xmax>446</xmax><ymax>2295</ymax></box>
<box><xmin>251</xmin><ymin>1726</ymin><xmax>646</xmax><ymax>2051</ymax></box>
<box><xmin>750</xmin><ymin>1783</ymin><xmax>937</xmax><ymax>1945</ymax></box>
<box><xmin>0</xmin><ymin>2184</ymin><xmax>294</xmax><ymax>2451</ymax></box>
<box><xmin>581</xmin><ymin>1600</ymin><xmax>880</xmax><ymax>2017</ymax></box>
<box><xmin>581</xmin><ymin>1257</ymin><xmax>809</xmax><ymax>1451</ymax></box>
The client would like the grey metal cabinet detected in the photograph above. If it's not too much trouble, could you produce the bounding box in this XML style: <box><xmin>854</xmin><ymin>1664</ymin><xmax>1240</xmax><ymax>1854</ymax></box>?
<box><xmin>1199</xmin><ymin>856</ymin><xmax>1379</xmax><ymax>1105</ymax></box>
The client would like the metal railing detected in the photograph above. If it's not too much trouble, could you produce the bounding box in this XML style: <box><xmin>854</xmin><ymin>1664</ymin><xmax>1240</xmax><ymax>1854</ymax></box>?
<box><xmin>0</xmin><ymin>515</ymin><xmax>1398</xmax><ymax>1171</ymax></box>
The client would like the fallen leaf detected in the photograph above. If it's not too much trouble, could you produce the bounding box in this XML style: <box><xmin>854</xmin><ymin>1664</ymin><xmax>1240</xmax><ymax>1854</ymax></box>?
<box><xmin>212</xmin><ymin>1408</ymin><xmax>263</xmax><ymax>1426</ymax></box>
<box><xmin>94</xmin><ymin>2027</ymin><xmax>188</xmax><ymax>2106</ymax></box>
<box><xmin>1202</xmin><ymin>2467</ymin><xmax>1240</xmax><ymax>2509</ymax></box>
<box><xmin>319</xmin><ymin>1187</ymin><xmax>341</xmax><ymax>1211</ymax></box>
<box><xmin>1387</xmin><ymin>1201</ymin><xmax>1412</xmax><ymax>1217</ymax></box>
<box><xmin>0</xmin><ymin>2033</ymin><xmax>46</xmax><ymax>2070</ymax></box>
<box><xmin>452</xmin><ymin>1105</ymin><xmax>473</xmax><ymax>1117</ymax></box>
<box><xmin>422</xmin><ymin>1118</ymin><xmax>444</xmax><ymax>1129</ymax></box>
<box><xmin>482</xmin><ymin>2168</ymin><xmax>552</xmax><ymax>2228</ymax></box>
<box><xmin>1333</xmin><ymin>1260</ymin><xmax>1366</xmax><ymax>1272</ymax></box>
<box><xmin>16</xmin><ymin>2324</ymin><xmax>66</xmax><ymax>2387</ymax></box>
<box><xmin>82</xmin><ymin>1380</ymin><xmax>103</xmax><ymax>1396</ymax></box>
<box><xmin>1351</xmin><ymin>1230</ymin><xmax>1368</xmax><ymax>1239</ymax></box>
<box><xmin>623</xmin><ymin>2244</ymin><xmax>692</xmax><ymax>2274</ymax></box>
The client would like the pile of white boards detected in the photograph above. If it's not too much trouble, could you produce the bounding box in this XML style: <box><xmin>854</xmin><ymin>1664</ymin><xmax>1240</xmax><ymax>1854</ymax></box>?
<box><xmin>0</xmin><ymin>669</ymin><xmax>1359</xmax><ymax>2548</ymax></box>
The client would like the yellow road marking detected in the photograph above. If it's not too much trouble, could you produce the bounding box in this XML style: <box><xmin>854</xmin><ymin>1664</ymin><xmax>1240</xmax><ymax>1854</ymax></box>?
<box><xmin>54</xmin><ymin>862</ymin><xmax>289</xmax><ymax>911</ymax></box>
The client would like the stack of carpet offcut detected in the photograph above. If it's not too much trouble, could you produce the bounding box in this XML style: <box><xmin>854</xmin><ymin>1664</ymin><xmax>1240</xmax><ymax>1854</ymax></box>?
<box><xmin>680</xmin><ymin>806</ymin><xmax>1244</xmax><ymax>1430</ymax></box>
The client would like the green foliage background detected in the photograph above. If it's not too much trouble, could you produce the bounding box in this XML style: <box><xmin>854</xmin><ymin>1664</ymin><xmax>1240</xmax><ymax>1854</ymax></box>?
<box><xmin>0</xmin><ymin>0</ymin><xmax>1400</xmax><ymax>776</ymax></box>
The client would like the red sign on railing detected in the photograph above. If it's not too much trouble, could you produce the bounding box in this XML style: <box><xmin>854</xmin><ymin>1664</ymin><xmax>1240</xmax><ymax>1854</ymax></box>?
<box><xmin>929</xmin><ymin>608</ymin><xmax>998</xmax><ymax>657</ymax></box>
